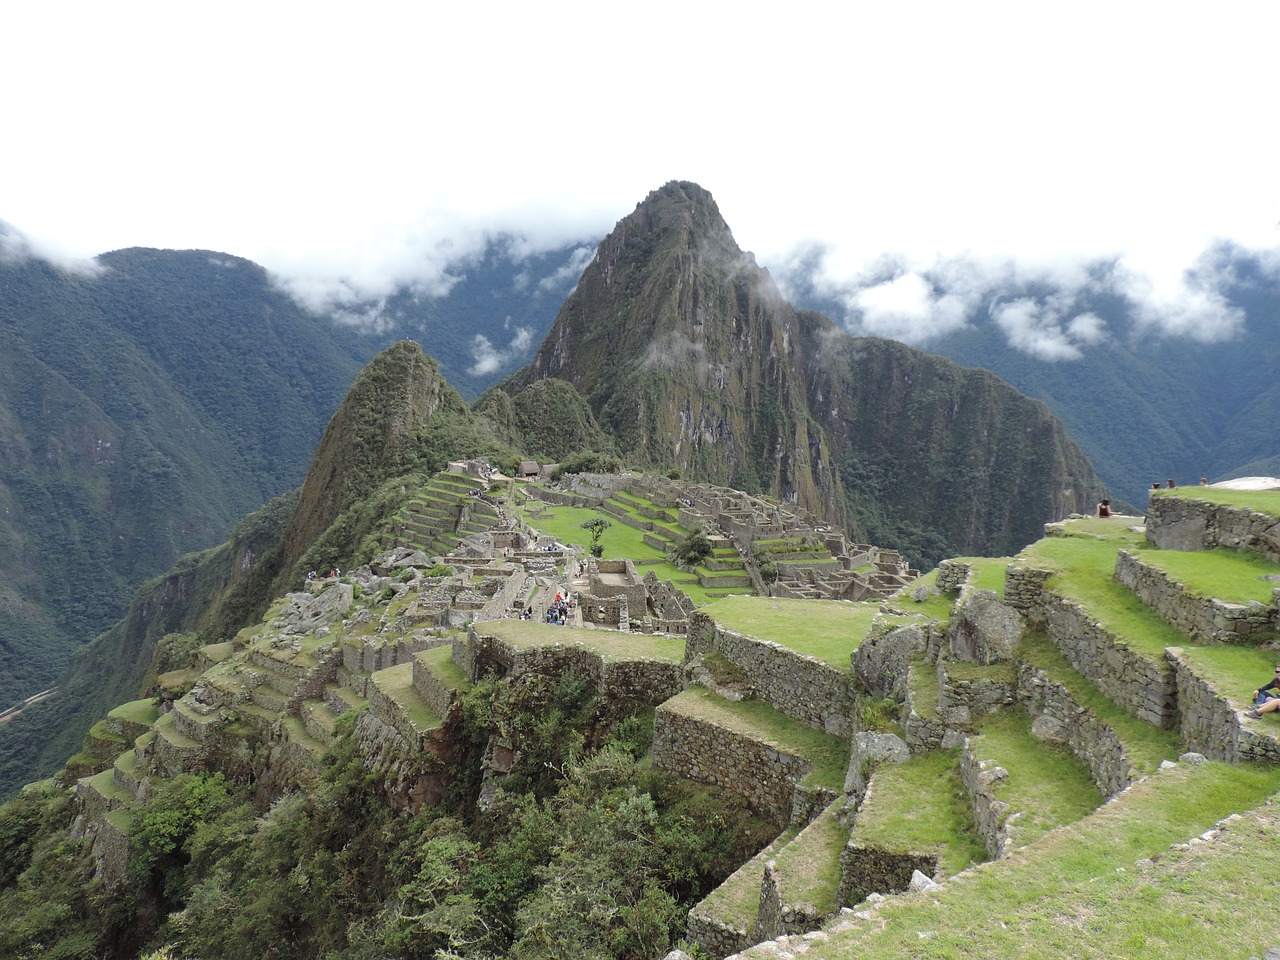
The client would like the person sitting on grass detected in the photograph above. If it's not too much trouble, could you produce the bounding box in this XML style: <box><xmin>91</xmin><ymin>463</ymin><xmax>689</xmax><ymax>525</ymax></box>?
<box><xmin>1096</xmin><ymin>498</ymin><xmax>1114</xmax><ymax>518</ymax></box>
<box><xmin>1246</xmin><ymin>665</ymin><xmax>1280</xmax><ymax>718</ymax></box>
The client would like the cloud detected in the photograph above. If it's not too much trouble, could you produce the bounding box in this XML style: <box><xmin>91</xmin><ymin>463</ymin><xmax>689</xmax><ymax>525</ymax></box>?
<box><xmin>534</xmin><ymin>246</ymin><xmax>595</xmax><ymax>294</ymax></box>
<box><xmin>468</xmin><ymin>325</ymin><xmax>534</xmax><ymax>377</ymax></box>
<box><xmin>991</xmin><ymin>298</ymin><xmax>1109</xmax><ymax>362</ymax></box>
<box><xmin>0</xmin><ymin>221</ymin><xmax>103</xmax><ymax>275</ymax></box>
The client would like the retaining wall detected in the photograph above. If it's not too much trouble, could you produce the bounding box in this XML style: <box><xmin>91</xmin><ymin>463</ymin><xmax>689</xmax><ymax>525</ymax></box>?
<box><xmin>1147</xmin><ymin>495</ymin><xmax>1280</xmax><ymax>562</ymax></box>
<box><xmin>686</xmin><ymin>612</ymin><xmax>854</xmax><ymax>736</ymax></box>
<box><xmin>652</xmin><ymin>706</ymin><xmax>814</xmax><ymax>820</ymax></box>
<box><xmin>1170</xmin><ymin>651</ymin><xmax>1280</xmax><ymax>763</ymax></box>
<box><xmin>1114</xmin><ymin>549</ymin><xmax>1278</xmax><ymax>643</ymax></box>
<box><xmin>1005</xmin><ymin>567</ymin><xmax>1178</xmax><ymax>728</ymax></box>
<box><xmin>1014</xmin><ymin>661</ymin><xmax>1135</xmax><ymax>797</ymax></box>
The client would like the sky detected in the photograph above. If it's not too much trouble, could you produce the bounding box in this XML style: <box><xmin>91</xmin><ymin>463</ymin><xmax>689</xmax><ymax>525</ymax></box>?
<box><xmin>4</xmin><ymin>2</ymin><xmax>1279</xmax><ymax>359</ymax></box>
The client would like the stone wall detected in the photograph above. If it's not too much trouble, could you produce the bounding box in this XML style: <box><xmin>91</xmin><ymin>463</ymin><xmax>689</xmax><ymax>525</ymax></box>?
<box><xmin>460</xmin><ymin>627</ymin><xmax>684</xmax><ymax>715</ymax></box>
<box><xmin>836</xmin><ymin>841</ymin><xmax>938</xmax><ymax>908</ymax></box>
<box><xmin>686</xmin><ymin>613</ymin><xmax>854</xmax><ymax>736</ymax></box>
<box><xmin>756</xmin><ymin>861</ymin><xmax>826</xmax><ymax>942</ymax></box>
<box><xmin>580</xmin><ymin>593</ymin><xmax>629</xmax><ymax>630</ymax></box>
<box><xmin>1114</xmin><ymin>549</ymin><xmax>1278</xmax><ymax>643</ymax></box>
<box><xmin>588</xmin><ymin>558</ymin><xmax>649</xmax><ymax>611</ymax></box>
<box><xmin>1147</xmin><ymin>494</ymin><xmax>1280</xmax><ymax>562</ymax></box>
<box><xmin>958</xmin><ymin>741</ymin><xmax>1014</xmax><ymax>859</ymax></box>
<box><xmin>653</xmin><ymin>706</ymin><xmax>814</xmax><ymax>820</ymax></box>
<box><xmin>1014</xmin><ymin>661</ymin><xmax>1135</xmax><ymax>797</ymax></box>
<box><xmin>853</xmin><ymin>621</ymin><xmax>939</xmax><ymax>700</ymax></box>
<box><xmin>413</xmin><ymin>656</ymin><xmax>461</xmax><ymax>720</ymax></box>
<box><xmin>1170</xmin><ymin>651</ymin><xmax>1280</xmax><ymax>763</ymax></box>
<box><xmin>1005</xmin><ymin>566</ymin><xmax>1178</xmax><ymax>728</ymax></box>
<box><xmin>686</xmin><ymin>911</ymin><xmax>753</xmax><ymax>960</ymax></box>
<box><xmin>935</xmin><ymin>559</ymin><xmax>971</xmax><ymax>593</ymax></box>
<box><xmin>936</xmin><ymin>661</ymin><xmax>1017</xmax><ymax>727</ymax></box>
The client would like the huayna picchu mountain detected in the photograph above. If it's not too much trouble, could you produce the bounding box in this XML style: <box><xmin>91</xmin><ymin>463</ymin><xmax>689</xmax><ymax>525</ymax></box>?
<box><xmin>495</xmin><ymin>181</ymin><xmax>1103</xmax><ymax>564</ymax></box>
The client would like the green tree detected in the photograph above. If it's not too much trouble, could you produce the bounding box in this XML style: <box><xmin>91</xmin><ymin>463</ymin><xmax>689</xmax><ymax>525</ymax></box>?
<box><xmin>581</xmin><ymin>518</ymin><xmax>612</xmax><ymax>558</ymax></box>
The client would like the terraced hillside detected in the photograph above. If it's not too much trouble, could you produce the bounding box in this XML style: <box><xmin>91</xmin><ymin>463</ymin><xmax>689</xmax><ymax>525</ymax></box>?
<box><xmin>21</xmin><ymin>485</ymin><xmax>1280</xmax><ymax>960</ymax></box>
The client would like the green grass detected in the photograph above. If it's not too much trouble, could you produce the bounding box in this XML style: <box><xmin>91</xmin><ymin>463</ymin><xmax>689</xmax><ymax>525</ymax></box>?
<box><xmin>696</xmin><ymin>827</ymin><xmax>798</xmax><ymax>925</ymax></box>
<box><xmin>418</xmin><ymin>644</ymin><xmax>472</xmax><ymax>691</ymax></box>
<box><xmin>1174</xmin><ymin>643</ymin><xmax>1280</xmax><ymax>715</ymax></box>
<box><xmin>808</xmin><ymin>761</ymin><xmax>1280</xmax><ymax>959</ymax></box>
<box><xmin>665</xmin><ymin>687</ymin><xmax>849</xmax><ymax>790</ymax></box>
<box><xmin>907</xmin><ymin>656</ymin><xmax>940</xmax><ymax>719</ymax></box>
<box><xmin>769</xmin><ymin>803</ymin><xmax>848</xmax><ymax>915</ymax></box>
<box><xmin>1154</xmin><ymin>486</ymin><xmax>1280</xmax><ymax>517</ymax></box>
<box><xmin>1018</xmin><ymin>535</ymin><xmax>1189</xmax><ymax>661</ymax></box>
<box><xmin>853</xmin><ymin>749</ymin><xmax>988</xmax><ymax>875</ymax></box>
<box><xmin>475</xmin><ymin>619</ymin><xmax>686</xmax><ymax>662</ymax></box>
<box><xmin>884</xmin><ymin>569</ymin><xmax>954</xmax><ymax>623</ymax></box>
<box><xmin>970</xmin><ymin>557</ymin><xmax>1012</xmax><ymax>595</ymax></box>
<box><xmin>1015</xmin><ymin>632</ymin><xmax>1181</xmax><ymax>775</ymax></box>
<box><xmin>372</xmin><ymin>662</ymin><xmax>441</xmax><ymax>731</ymax></box>
<box><xmin>968</xmin><ymin>711</ymin><xmax>1102</xmax><ymax>848</ymax></box>
<box><xmin>699</xmin><ymin>596</ymin><xmax>879</xmax><ymax>668</ymax></box>
<box><xmin>519</xmin><ymin>499</ymin><xmax>752</xmax><ymax>604</ymax></box>
<box><xmin>1129</xmin><ymin>545</ymin><xmax>1280</xmax><ymax>604</ymax></box>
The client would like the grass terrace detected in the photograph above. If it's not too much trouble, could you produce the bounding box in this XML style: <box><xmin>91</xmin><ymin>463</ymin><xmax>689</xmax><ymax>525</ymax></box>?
<box><xmin>767</xmin><ymin>803</ymin><xmax>848</xmax><ymax>917</ymax></box>
<box><xmin>1153</xmin><ymin>486</ymin><xmax>1280</xmax><ymax>517</ymax></box>
<box><xmin>803</xmin><ymin>762</ymin><xmax>1280</xmax><ymax>959</ymax></box>
<box><xmin>519</xmin><ymin>498</ymin><xmax>749</xmax><ymax>603</ymax></box>
<box><xmin>852</xmin><ymin>749</ymin><xmax>988</xmax><ymax>875</ymax></box>
<box><xmin>417</xmin><ymin>644</ymin><xmax>472</xmax><ymax>692</ymax></box>
<box><xmin>1018</xmin><ymin>533</ymin><xmax>1188</xmax><ymax>661</ymax></box>
<box><xmin>699</xmin><ymin>596</ymin><xmax>878</xmax><ymax>668</ymax></box>
<box><xmin>1129</xmin><ymin>545</ymin><xmax>1280</xmax><ymax>604</ymax></box>
<box><xmin>667</xmin><ymin>686</ymin><xmax>848</xmax><ymax>790</ymax></box>
<box><xmin>107</xmin><ymin>698</ymin><xmax>160</xmax><ymax>727</ymax></box>
<box><xmin>884</xmin><ymin>569</ymin><xmax>954</xmax><ymax>623</ymax></box>
<box><xmin>371</xmin><ymin>662</ymin><xmax>441</xmax><ymax>732</ymax></box>
<box><xmin>695</xmin><ymin>828</ymin><xmax>798</xmax><ymax>929</ymax></box>
<box><xmin>1015</xmin><ymin>632</ymin><xmax>1181</xmax><ymax>775</ymax></box>
<box><xmin>476</xmin><ymin>619</ymin><xmax>686</xmax><ymax>662</ymax></box>
<box><xmin>1173</xmin><ymin>643</ymin><xmax>1280</xmax><ymax>715</ymax></box>
<box><xmin>967</xmin><ymin>710</ymin><xmax>1102</xmax><ymax>848</ymax></box>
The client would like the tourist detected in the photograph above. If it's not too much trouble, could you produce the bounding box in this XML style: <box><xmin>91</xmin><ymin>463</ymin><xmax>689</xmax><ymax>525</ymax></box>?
<box><xmin>1096</xmin><ymin>499</ymin><xmax>1114</xmax><ymax>518</ymax></box>
<box><xmin>1200</xmin><ymin>477</ymin><xmax>1209</xmax><ymax>486</ymax></box>
<box><xmin>1246</xmin><ymin>666</ymin><xmax>1280</xmax><ymax>719</ymax></box>
<box><xmin>1166</xmin><ymin>479</ymin><xmax>1176</xmax><ymax>489</ymax></box>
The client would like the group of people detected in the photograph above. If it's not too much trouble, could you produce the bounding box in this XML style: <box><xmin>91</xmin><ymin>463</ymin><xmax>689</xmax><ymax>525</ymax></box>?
<box><xmin>542</xmin><ymin>592</ymin><xmax>574</xmax><ymax>625</ymax></box>
<box><xmin>305</xmin><ymin>568</ymin><xmax>341</xmax><ymax>581</ymax></box>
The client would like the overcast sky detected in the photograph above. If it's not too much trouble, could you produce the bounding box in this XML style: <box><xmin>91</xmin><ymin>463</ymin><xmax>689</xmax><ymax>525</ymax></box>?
<box><xmin>4</xmin><ymin>2</ymin><xmax>1278</xmax><ymax>357</ymax></box>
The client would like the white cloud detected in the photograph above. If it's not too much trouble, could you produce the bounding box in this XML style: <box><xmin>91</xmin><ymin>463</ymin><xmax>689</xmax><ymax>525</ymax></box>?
<box><xmin>1</xmin><ymin>2</ymin><xmax>1278</xmax><ymax>352</ymax></box>
<box><xmin>468</xmin><ymin>326</ymin><xmax>534</xmax><ymax>377</ymax></box>
<box><xmin>991</xmin><ymin>297</ymin><xmax>1110</xmax><ymax>362</ymax></box>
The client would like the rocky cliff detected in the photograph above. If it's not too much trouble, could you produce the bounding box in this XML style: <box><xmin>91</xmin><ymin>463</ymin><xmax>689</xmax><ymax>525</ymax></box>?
<box><xmin>505</xmin><ymin>181</ymin><xmax>1103</xmax><ymax>563</ymax></box>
